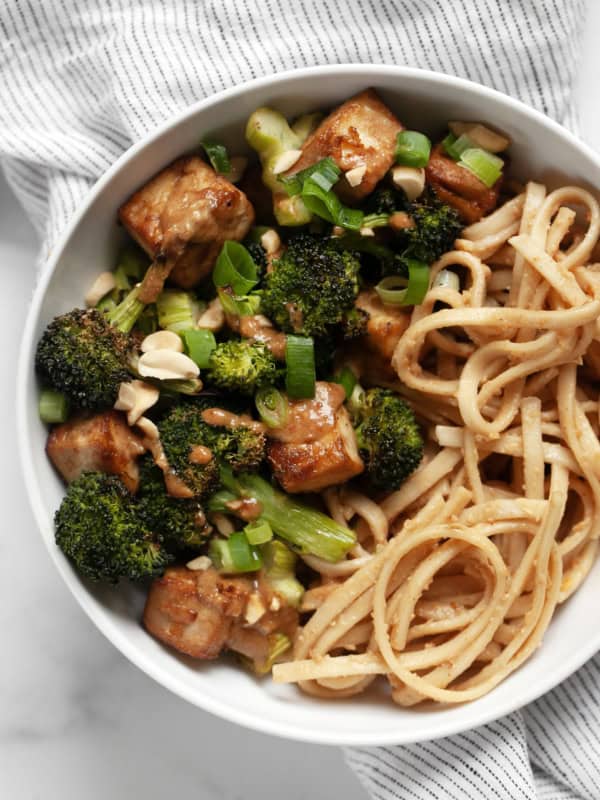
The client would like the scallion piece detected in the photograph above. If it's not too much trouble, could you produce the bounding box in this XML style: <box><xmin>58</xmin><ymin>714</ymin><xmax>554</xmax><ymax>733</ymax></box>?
<box><xmin>244</xmin><ymin>519</ymin><xmax>274</xmax><ymax>546</ymax></box>
<box><xmin>207</xmin><ymin>489</ymin><xmax>238</xmax><ymax>513</ymax></box>
<box><xmin>285</xmin><ymin>335</ymin><xmax>316</xmax><ymax>399</ymax></box>
<box><xmin>433</xmin><ymin>269</ymin><xmax>460</xmax><ymax>291</ymax></box>
<box><xmin>217</xmin><ymin>287</ymin><xmax>261</xmax><ymax>317</ymax></box>
<box><xmin>375</xmin><ymin>259</ymin><xmax>430</xmax><ymax>306</ymax></box>
<box><xmin>209</xmin><ymin>531</ymin><xmax>263</xmax><ymax>573</ymax></box>
<box><xmin>280</xmin><ymin>157</ymin><xmax>340</xmax><ymax>196</ymax></box>
<box><xmin>361</xmin><ymin>213</ymin><xmax>390</xmax><ymax>229</ymax></box>
<box><xmin>156</xmin><ymin>289</ymin><xmax>198</xmax><ymax>332</ymax></box>
<box><xmin>459</xmin><ymin>148</ymin><xmax>503</xmax><ymax>188</ymax></box>
<box><xmin>213</xmin><ymin>241</ymin><xmax>259</xmax><ymax>295</ymax></box>
<box><xmin>395</xmin><ymin>131</ymin><xmax>431</xmax><ymax>168</ymax></box>
<box><xmin>332</xmin><ymin>366</ymin><xmax>357</xmax><ymax>400</ymax></box>
<box><xmin>301</xmin><ymin>178</ymin><xmax>364</xmax><ymax>231</ymax></box>
<box><xmin>39</xmin><ymin>388</ymin><xmax>69</xmax><ymax>424</ymax></box>
<box><xmin>255</xmin><ymin>386</ymin><xmax>289</xmax><ymax>428</ymax></box>
<box><xmin>201</xmin><ymin>138</ymin><xmax>231</xmax><ymax>175</ymax></box>
<box><xmin>442</xmin><ymin>132</ymin><xmax>474</xmax><ymax>161</ymax></box>
<box><xmin>180</xmin><ymin>329</ymin><xmax>216</xmax><ymax>368</ymax></box>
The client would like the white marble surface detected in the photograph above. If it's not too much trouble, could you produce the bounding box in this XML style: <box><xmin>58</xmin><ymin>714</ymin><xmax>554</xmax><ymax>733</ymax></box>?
<box><xmin>2</xmin><ymin>12</ymin><xmax>600</xmax><ymax>798</ymax></box>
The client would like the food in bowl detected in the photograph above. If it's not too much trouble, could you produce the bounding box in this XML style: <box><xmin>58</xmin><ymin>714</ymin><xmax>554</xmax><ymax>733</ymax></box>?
<box><xmin>34</xmin><ymin>88</ymin><xmax>600</xmax><ymax>707</ymax></box>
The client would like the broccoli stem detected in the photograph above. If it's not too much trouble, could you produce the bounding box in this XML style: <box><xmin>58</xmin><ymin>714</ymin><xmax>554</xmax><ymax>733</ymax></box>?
<box><xmin>221</xmin><ymin>471</ymin><xmax>356</xmax><ymax>563</ymax></box>
<box><xmin>156</xmin><ymin>289</ymin><xmax>201</xmax><ymax>332</ymax></box>
<box><xmin>106</xmin><ymin>286</ymin><xmax>144</xmax><ymax>333</ymax></box>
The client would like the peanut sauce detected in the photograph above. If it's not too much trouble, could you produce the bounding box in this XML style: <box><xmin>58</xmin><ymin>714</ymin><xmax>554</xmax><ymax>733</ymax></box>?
<box><xmin>189</xmin><ymin>444</ymin><xmax>213</xmax><ymax>465</ymax></box>
<box><xmin>239</xmin><ymin>315</ymin><xmax>288</xmax><ymax>360</ymax></box>
<box><xmin>146</xmin><ymin>437</ymin><xmax>194</xmax><ymax>499</ymax></box>
<box><xmin>201</xmin><ymin>407</ymin><xmax>266</xmax><ymax>434</ymax></box>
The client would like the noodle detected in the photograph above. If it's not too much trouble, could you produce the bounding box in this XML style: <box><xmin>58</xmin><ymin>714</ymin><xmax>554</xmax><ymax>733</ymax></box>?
<box><xmin>273</xmin><ymin>182</ymin><xmax>600</xmax><ymax>706</ymax></box>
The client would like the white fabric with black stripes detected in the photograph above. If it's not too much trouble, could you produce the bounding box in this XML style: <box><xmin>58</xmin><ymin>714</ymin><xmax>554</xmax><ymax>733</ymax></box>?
<box><xmin>0</xmin><ymin>1</ymin><xmax>596</xmax><ymax>798</ymax></box>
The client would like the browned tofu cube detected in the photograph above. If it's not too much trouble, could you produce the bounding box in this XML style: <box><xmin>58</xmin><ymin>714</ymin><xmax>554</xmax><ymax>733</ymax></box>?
<box><xmin>285</xmin><ymin>89</ymin><xmax>403</xmax><ymax>202</ymax></box>
<box><xmin>426</xmin><ymin>143</ymin><xmax>501</xmax><ymax>223</ymax></box>
<box><xmin>268</xmin><ymin>406</ymin><xmax>364</xmax><ymax>493</ymax></box>
<box><xmin>46</xmin><ymin>410</ymin><xmax>146</xmax><ymax>492</ymax></box>
<box><xmin>119</xmin><ymin>156</ymin><xmax>255</xmax><ymax>288</ymax></box>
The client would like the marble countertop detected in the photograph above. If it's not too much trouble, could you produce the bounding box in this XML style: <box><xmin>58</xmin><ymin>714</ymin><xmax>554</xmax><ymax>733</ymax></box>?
<box><xmin>3</xmin><ymin>12</ymin><xmax>600</xmax><ymax>797</ymax></box>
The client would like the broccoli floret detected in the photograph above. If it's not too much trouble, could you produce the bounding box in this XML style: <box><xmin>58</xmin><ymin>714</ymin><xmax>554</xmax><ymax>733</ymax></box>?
<box><xmin>136</xmin><ymin>456</ymin><xmax>211</xmax><ymax>552</ymax></box>
<box><xmin>244</xmin><ymin>241</ymin><xmax>268</xmax><ymax>275</ymax></box>
<box><xmin>340</xmin><ymin>307</ymin><xmax>369</xmax><ymax>340</ymax></box>
<box><xmin>55</xmin><ymin>472</ymin><xmax>170</xmax><ymax>583</ymax></box>
<box><xmin>403</xmin><ymin>197</ymin><xmax>462</xmax><ymax>263</ymax></box>
<box><xmin>261</xmin><ymin>233</ymin><xmax>361</xmax><ymax>338</ymax></box>
<box><xmin>157</xmin><ymin>402</ymin><xmax>266</xmax><ymax>496</ymax></box>
<box><xmin>364</xmin><ymin>185</ymin><xmax>410</xmax><ymax>216</ymax></box>
<box><xmin>207</xmin><ymin>340</ymin><xmax>277</xmax><ymax>396</ymax></box>
<box><xmin>35</xmin><ymin>295</ymin><xmax>142</xmax><ymax>409</ymax></box>
<box><xmin>352</xmin><ymin>388</ymin><xmax>423</xmax><ymax>490</ymax></box>
<box><xmin>363</xmin><ymin>186</ymin><xmax>462</xmax><ymax>265</ymax></box>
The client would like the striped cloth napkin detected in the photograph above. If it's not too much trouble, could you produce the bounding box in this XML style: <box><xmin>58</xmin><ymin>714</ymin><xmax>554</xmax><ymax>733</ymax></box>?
<box><xmin>1</xmin><ymin>2</ymin><xmax>598</xmax><ymax>798</ymax></box>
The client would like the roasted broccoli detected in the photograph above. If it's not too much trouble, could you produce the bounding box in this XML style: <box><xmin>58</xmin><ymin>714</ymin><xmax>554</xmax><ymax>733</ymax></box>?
<box><xmin>244</xmin><ymin>240</ymin><xmax>268</xmax><ymax>275</ymax></box>
<box><xmin>261</xmin><ymin>233</ymin><xmax>361</xmax><ymax>338</ymax></box>
<box><xmin>363</xmin><ymin>186</ymin><xmax>462</xmax><ymax>265</ymax></box>
<box><xmin>55</xmin><ymin>471</ymin><xmax>170</xmax><ymax>583</ymax></box>
<box><xmin>351</xmin><ymin>387</ymin><xmax>423</xmax><ymax>490</ymax></box>
<box><xmin>157</xmin><ymin>401</ymin><xmax>266</xmax><ymax>496</ymax></box>
<box><xmin>136</xmin><ymin>456</ymin><xmax>211</xmax><ymax>552</ymax></box>
<box><xmin>35</xmin><ymin>286</ymin><xmax>144</xmax><ymax>409</ymax></box>
<box><xmin>402</xmin><ymin>196</ymin><xmax>462</xmax><ymax>263</ymax></box>
<box><xmin>206</xmin><ymin>340</ymin><xmax>277</xmax><ymax>396</ymax></box>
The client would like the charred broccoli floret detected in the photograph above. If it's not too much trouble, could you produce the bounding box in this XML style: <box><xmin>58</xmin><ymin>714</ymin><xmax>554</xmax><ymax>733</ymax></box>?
<box><xmin>35</xmin><ymin>287</ymin><xmax>144</xmax><ymax>410</ymax></box>
<box><xmin>55</xmin><ymin>471</ymin><xmax>170</xmax><ymax>583</ymax></box>
<box><xmin>136</xmin><ymin>456</ymin><xmax>211</xmax><ymax>552</ymax></box>
<box><xmin>364</xmin><ymin>185</ymin><xmax>409</xmax><ymax>215</ymax></box>
<box><xmin>157</xmin><ymin>402</ymin><xmax>266</xmax><ymax>496</ymax></box>
<box><xmin>403</xmin><ymin>196</ymin><xmax>462</xmax><ymax>263</ymax></box>
<box><xmin>340</xmin><ymin>307</ymin><xmax>369</xmax><ymax>340</ymax></box>
<box><xmin>244</xmin><ymin>241</ymin><xmax>268</xmax><ymax>275</ymax></box>
<box><xmin>207</xmin><ymin>340</ymin><xmax>277</xmax><ymax>396</ymax></box>
<box><xmin>261</xmin><ymin>233</ymin><xmax>361</xmax><ymax>338</ymax></box>
<box><xmin>351</xmin><ymin>387</ymin><xmax>423</xmax><ymax>490</ymax></box>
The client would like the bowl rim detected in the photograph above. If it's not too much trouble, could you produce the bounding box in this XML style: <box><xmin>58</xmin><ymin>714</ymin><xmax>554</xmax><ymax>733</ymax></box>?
<box><xmin>17</xmin><ymin>62</ymin><xmax>600</xmax><ymax>745</ymax></box>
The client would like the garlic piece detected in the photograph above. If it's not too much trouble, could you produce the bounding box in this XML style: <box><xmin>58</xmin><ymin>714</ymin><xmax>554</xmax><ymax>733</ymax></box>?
<box><xmin>345</xmin><ymin>164</ymin><xmax>366</xmax><ymax>188</ymax></box>
<box><xmin>114</xmin><ymin>380</ymin><xmax>160</xmax><ymax>425</ymax></box>
<box><xmin>186</xmin><ymin>555</ymin><xmax>212</xmax><ymax>571</ymax></box>
<box><xmin>138</xmin><ymin>350</ymin><xmax>200</xmax><ymax>381</ymax></box>
<box><xmin>197</xmin><ymin>297</ymin><xmax>225</xmax><ymax>331</ymax></box>
<box><xmin>135</xmin><ymin>415</ymin><xmax>159</xmax><ymax>441</ymax></box>
<box><xmin>391</xmin><ymin>166</ymin><xmax>426</xmax><ymax>201</ymax></box>
<box><xmin>260</xmin><ymin>229</ymin><xmax>281</xmax><ymax>255</ymax></box>
<box><xmin>271</xmin><ymin>149</ymin><xmax>303</xmax><ymax>175</ymax></box>
<box><xmin>228</xmin><ymin>156</ymin><xmax>248</xmax><ymax>183</ymax></box>
<box><xmin>85</xmin><ymin>271</ymin><xmax>116</xmax><ymax>308</ymax></box>
<box><xmin>141</xmin><ymin>329</ymin><xmax>183</xmax><ymax>353</ymax></box>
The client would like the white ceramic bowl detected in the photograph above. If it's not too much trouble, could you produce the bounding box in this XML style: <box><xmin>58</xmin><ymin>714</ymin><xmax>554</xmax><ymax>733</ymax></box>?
<box><xmin>17</xmin><ymin>64</ymin><xmax>600</xmax><ymax>746</ymax></box>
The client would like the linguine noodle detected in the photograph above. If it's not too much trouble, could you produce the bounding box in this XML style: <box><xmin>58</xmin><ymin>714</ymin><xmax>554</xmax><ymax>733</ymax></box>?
<box><xmin>273</xmin><ymin>182</ymin><xmax>600</xmax><ymax>705</ymax></box>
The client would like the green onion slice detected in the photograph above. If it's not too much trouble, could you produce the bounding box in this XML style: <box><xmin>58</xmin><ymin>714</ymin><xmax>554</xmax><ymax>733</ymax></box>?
<box><xmin>361</xmin><ymin>213</ymin><xmax>390</xmax><ymax>229</ymax></box>
<box><xmin>332</xmin><ymin>366</ymin><xmax>358</xmax><ymax>400</ymax></box>
<box><xmin>207</xmin><ymin>489</ymin><xmax>238</xmax><ymax>512</ymax></box>
<box><xmin>395</xmin><ymin>131</ymin><xmax>432</xmax><ymax>168</ymax></box>
<box><xmin>213</xmin><ymin>241</ymin><xmax>259</xmax><ymax>295</ymax></box>
<box><xmin>209</xmin><ymin>531</ymin><xmax>263</xmax><ymax>573</ymax></box>
<box><xmin>280</xmin><ymin>156</ymin><xmax>341</xmax><ymax>196</ymax></box>
<box><xmin>180</xmin><ymin>329</ymin><xmax>216</xmax><ymax>369</ymax></box>
<box><xmin>201</xmin><ymin>138</ymin><xmax>231</xmax><ymax>175</ymax></box>
<box><xmin>442</xmin><ymin>132</ymin><xmax>475</xmax><ymax>161</ymax></box>
<box><xmin>255</xmin><ymin>386</ymin><xmax>289</xmax><ymax>428</ymax></box>
<box><xmin>244</xmin><ymin>519</ymin><xmax>274</xmax><ymax>546</ymax></box>
<box><xmin>459</xmin><ymin>148</ymin><xmax>503</xmax><ymax>188</ymax></box>
<box><xmin>285</xmin><ymin>335</ymin><xmax>316</xmax><ymax>399</ymax></box>
<box><xmin>301</xmin><ymin>178</ymin><xmax>364</xmax><ymax>231</ymax></box>
<box><xmin>375</xmin><ymin>260</ymin><xmax>430</xmax><ymax>306</ymax></box>
<box><xmin>217</xmin><ymin>287</ymin><xmax>261</xmax><ymax>317</ymax></box>
<box><xmin>39</xmin><ymin>388</ymin><xmax>69</xmax><ymax>424</ymax></box>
